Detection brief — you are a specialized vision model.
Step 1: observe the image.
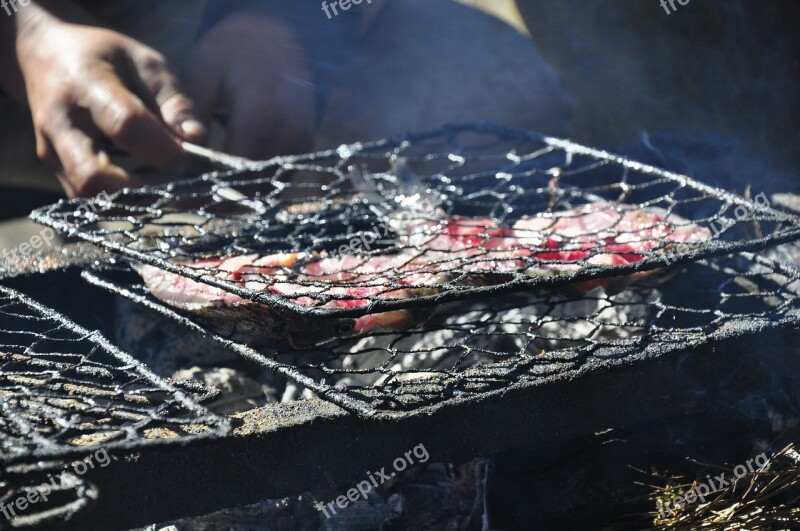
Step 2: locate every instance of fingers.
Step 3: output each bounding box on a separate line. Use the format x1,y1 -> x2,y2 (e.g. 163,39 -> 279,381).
31,71 -> 183,197
129,50 -> 207,142
84,70 -> 186,168
46,126 -> 138,198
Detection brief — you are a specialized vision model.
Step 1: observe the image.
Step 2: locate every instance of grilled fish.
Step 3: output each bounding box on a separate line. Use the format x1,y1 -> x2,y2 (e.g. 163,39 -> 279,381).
137,202 -> 710,348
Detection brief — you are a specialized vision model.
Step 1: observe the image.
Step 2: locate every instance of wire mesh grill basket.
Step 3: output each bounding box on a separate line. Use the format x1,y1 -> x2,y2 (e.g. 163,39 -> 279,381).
5,124 -> 799,528
83,252 -> 800,418
0,285 -> 229,467
30,125 -> 800,326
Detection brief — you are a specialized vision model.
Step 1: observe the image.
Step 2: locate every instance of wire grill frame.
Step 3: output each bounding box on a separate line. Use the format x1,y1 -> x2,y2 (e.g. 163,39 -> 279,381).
6,124 -> 800,528
29,124 -> 800,321
0,284 -> 230,467
1,462 -> 96,529
82,252 -> 800,419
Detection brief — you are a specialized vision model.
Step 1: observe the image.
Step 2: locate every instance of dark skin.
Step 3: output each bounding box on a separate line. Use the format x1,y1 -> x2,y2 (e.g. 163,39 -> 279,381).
0,1 -> 315,197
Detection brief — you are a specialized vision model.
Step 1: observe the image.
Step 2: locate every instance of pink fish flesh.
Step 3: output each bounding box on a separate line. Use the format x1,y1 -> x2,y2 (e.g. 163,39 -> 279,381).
137,201 -> 710,347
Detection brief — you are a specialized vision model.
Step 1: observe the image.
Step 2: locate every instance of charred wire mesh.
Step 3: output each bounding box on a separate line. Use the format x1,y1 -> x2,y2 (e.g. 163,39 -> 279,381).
0,464 -> 96,528
27,123 -> 800,416
83,253 -> 800,417
0,285 -> 229,467
30,124 -> 800,322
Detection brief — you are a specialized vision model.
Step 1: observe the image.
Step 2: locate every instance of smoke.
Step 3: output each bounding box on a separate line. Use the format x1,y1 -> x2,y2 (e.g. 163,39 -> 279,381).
616,131 -> 797,196
517,0 -> 800,174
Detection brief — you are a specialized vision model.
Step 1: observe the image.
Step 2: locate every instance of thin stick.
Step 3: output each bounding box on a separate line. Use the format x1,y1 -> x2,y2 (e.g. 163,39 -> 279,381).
180,141 -> 271,171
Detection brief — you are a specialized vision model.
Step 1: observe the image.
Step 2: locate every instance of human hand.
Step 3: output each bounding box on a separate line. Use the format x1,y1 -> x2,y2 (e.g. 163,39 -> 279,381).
186,10 -> 316,160
13,9 -> 205,196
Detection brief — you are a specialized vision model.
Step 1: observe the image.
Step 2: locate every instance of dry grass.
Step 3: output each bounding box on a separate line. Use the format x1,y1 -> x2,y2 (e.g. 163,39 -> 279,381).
633,444 -> 800,530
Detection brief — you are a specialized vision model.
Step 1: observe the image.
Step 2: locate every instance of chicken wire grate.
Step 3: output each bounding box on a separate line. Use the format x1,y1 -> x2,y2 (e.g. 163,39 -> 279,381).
30,124 -> 800,333
0,284 -> 230,467
83,252 -> 800,418
1,464 -> 95,529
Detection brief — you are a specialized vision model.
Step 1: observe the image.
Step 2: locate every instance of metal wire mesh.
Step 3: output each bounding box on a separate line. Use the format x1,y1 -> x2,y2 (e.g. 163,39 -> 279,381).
0,285 -> 230,467
83,252 -> 800,418
1,463 -> 95,528
30,125 -> 800,340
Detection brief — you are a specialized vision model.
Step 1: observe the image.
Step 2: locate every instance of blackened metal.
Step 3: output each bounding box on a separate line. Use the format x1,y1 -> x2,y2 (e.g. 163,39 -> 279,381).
0,284 -> 230,467
0,242 -> 111,281
1,464 -> 96,529
83,252 -> 800,419
52,324 -> 800,531
80,270 -> 380,417
30,124 -> 800,318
